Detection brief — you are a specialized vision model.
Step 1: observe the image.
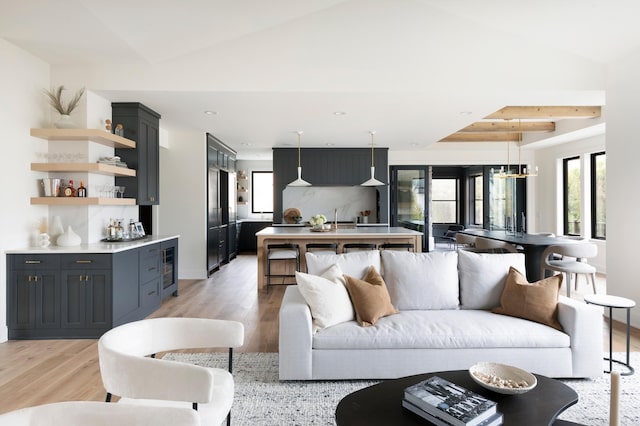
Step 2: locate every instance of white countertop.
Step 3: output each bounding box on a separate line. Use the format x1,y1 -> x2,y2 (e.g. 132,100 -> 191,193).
256,226 -> 422,236
6,235 -> 180,254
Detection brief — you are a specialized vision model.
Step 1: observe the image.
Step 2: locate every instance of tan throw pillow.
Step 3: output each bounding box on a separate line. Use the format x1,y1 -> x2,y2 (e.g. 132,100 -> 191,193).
344,266 -> 398,326
492,267 -> 563,330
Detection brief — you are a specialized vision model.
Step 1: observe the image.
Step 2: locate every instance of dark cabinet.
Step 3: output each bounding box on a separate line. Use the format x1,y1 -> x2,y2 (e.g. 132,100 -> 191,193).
8,255 -> 60,332
238,221 -> 272,252
272,148 -> 389,224
228,222 -> 237,259
113,102 -> 161,205
7,239 -> 179,339
207,133 -> 236,276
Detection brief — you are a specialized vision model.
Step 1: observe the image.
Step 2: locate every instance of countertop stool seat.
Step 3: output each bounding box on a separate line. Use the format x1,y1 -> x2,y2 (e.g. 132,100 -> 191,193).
584,293 -> 636,376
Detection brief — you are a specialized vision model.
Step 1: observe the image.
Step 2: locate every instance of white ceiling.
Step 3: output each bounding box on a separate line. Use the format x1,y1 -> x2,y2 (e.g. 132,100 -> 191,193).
2,0 -> 637,158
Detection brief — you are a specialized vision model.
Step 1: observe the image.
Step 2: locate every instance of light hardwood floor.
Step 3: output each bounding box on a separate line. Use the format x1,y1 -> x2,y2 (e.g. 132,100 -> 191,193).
0,254 -> 637,414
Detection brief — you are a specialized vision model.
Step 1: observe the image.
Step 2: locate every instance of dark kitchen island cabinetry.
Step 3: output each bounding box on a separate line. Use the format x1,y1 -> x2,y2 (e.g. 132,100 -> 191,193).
6,236 -> 179,339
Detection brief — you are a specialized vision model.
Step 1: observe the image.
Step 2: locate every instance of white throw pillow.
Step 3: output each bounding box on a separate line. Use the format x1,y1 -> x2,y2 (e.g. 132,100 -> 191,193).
458,249 -> 527,310
381,250 -> 459,310
305,250 -> 381,279
295,264 -> 355,332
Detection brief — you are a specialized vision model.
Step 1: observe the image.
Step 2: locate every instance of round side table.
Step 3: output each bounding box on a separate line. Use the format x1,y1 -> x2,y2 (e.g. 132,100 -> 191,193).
584,294 -> 635,376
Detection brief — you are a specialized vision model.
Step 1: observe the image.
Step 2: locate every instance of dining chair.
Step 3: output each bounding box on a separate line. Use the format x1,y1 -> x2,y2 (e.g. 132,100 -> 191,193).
455,233 -> 476,249
540,243 -> 598,297
98,317 -> 244,426
474,237 -> 518,253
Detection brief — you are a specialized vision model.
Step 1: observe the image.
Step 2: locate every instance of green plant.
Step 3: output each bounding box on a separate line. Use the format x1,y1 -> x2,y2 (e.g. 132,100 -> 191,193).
44,86 -> 85,115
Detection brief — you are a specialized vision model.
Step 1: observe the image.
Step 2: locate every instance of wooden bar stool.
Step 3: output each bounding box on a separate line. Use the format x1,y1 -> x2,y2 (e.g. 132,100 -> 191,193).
343,243 -> 377,253
378,243 -> 414,252
266,243 -> 300,291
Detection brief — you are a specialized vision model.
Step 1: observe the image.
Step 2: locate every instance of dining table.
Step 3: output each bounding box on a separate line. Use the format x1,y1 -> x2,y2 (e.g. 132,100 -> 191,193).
458,229 -> 577,282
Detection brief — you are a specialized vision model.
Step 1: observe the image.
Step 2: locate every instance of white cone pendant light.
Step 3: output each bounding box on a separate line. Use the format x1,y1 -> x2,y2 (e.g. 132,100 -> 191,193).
361,130 -> 385,186
287,131 -> 311,186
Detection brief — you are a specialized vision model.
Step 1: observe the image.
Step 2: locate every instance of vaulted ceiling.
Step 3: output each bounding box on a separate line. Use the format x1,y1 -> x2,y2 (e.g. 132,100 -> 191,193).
2,0 -> 636,157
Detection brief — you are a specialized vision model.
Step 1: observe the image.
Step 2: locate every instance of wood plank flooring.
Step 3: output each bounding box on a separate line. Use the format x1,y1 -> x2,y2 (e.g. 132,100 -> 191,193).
0,254 -> 637,414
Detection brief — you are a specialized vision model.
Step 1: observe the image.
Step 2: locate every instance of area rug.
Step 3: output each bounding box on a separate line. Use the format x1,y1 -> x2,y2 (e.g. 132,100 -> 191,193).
163,352 -> 640,426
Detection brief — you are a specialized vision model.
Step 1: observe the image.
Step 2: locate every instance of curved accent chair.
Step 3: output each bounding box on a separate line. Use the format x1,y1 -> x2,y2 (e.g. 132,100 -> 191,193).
98,317 -> 244,426
0,401 -> 200,426
474,236 -> 518,253
541,243 -> 598,297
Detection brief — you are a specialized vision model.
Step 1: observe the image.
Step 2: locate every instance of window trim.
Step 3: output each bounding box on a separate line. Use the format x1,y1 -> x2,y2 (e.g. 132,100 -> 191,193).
563,156 -> 581,236
590,151 -> 606,240
251,171 -> 274,214
431,177 -> 459,224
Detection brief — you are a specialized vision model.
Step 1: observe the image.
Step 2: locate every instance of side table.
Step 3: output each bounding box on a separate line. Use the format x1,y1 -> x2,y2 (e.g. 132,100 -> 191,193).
584,294 -> 635,376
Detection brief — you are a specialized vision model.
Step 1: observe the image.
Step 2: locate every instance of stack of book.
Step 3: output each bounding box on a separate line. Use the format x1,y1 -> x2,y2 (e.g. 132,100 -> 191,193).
403,376 -> 503,426
98,156 -> 128,168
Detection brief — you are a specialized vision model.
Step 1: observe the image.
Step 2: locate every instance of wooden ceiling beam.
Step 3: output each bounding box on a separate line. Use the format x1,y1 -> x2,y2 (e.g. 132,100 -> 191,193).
485,106 -> 601,119
459,121 -> 555,132
439,132 -> 520,142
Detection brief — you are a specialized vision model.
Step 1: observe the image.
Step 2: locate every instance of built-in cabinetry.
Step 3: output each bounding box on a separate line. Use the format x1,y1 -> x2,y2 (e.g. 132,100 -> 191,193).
206,133 -> 237,275
29,128 -> 137,206
272,147 -> 389,224
238,221 -> 272,252
7,237 -> 178,339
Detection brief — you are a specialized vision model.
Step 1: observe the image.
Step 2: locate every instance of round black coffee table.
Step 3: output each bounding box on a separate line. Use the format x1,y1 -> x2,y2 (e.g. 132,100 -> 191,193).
335,370 -> 582,426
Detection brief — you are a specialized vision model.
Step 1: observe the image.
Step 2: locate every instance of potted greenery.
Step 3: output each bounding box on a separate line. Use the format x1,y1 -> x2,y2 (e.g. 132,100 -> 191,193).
44,86 -> 85,128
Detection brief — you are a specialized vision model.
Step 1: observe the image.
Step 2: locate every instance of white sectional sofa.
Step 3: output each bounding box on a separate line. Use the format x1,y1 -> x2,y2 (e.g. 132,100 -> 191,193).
278,249 -> 603,380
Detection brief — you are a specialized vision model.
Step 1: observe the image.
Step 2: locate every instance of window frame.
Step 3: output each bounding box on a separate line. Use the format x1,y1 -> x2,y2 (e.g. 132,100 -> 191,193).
470,174 -> 483,226
431,177 -> 459,224
590,151 -> 606,240
563,156 -> 581,236
251,171 -> 274,214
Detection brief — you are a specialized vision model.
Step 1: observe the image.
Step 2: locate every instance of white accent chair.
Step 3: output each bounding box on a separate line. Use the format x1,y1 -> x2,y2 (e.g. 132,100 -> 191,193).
98,317 -> 244,426
0,401 -> 200,426
541,243 -> 598,297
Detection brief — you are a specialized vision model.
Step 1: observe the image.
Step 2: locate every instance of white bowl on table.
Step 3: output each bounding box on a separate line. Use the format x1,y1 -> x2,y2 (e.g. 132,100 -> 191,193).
469,362 -> 537,395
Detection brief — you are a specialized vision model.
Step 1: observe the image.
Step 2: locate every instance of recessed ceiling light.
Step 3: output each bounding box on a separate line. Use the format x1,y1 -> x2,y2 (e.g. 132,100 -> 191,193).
325,143 -> 335,146
241,142 -> 252,146
410,143 -> 420,147
333,111 -> 346,116
459,111 -> 472,116
204,110 -> 217,115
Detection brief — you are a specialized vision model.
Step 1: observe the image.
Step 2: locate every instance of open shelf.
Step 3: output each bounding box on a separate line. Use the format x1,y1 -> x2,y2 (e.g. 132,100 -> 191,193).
30,197 -> 136,206
30,128 -> 136,149
31,163 -> 136,177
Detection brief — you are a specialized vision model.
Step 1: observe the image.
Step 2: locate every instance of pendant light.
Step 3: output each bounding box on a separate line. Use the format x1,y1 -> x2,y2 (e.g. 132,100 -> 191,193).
491,119 -> 538,179
361,130 -> 385,186
287,131 -> 311,186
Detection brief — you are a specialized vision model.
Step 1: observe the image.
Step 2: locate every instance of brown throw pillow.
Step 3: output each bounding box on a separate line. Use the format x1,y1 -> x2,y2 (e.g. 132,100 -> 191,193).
492,266 -> 563,330
344,266 -> 398,326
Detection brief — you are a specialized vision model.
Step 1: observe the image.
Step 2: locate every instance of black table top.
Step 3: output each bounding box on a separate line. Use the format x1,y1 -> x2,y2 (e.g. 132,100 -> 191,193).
335,370 -> 580,426
459,229 -> 577,248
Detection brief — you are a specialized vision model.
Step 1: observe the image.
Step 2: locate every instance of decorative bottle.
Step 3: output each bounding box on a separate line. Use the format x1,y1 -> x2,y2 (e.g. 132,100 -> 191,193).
77,181 -> 87,197
63,179 -> 77,197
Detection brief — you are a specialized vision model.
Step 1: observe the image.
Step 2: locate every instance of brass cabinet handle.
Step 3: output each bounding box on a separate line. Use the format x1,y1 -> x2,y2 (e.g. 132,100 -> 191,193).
147,291 -> 156,296
75,260 -> 93,264
24,260 -> 41,264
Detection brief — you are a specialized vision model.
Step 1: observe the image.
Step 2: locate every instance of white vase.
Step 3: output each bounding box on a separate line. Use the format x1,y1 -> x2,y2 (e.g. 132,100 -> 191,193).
49,215 -> 64,240
56,225 -> 81,246
54,114 -> 77,129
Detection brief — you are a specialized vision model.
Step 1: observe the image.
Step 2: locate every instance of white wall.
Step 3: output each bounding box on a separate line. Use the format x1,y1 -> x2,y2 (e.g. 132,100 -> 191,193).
606,47 -> 640,326
158,128 -> 207,279
0,39 -> 51,341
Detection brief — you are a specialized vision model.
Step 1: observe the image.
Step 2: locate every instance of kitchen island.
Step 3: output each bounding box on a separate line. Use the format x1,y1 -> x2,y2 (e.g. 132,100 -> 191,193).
255,226 -> 422,290
6,235 -> 179,339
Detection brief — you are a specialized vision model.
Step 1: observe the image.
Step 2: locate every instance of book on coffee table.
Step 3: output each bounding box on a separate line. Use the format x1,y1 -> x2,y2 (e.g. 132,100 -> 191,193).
404,376 -> 498,426
402,399 -> 503,426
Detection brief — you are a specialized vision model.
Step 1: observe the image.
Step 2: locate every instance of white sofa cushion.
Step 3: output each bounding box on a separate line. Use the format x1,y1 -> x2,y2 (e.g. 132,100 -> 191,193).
312,310 -> 569,350
295,264 -> 354,332
458,250 -> 526,310
306,250 -> 381,279
381,250 -> 459,310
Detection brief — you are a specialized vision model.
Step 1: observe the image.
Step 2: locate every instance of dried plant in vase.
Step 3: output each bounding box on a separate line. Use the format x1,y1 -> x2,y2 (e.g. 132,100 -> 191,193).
44,85 -> 85,128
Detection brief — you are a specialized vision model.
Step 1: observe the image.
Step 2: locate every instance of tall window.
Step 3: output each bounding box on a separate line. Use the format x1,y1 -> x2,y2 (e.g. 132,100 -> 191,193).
252,171 -> 273,214
591,152 -> 606,239
563,157 -> 581,236
432,178 -> 457,223
471,175 -> 483,226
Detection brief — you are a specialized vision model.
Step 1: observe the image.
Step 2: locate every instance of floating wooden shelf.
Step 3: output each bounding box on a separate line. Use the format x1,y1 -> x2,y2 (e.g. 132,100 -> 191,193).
30,163 -> 136,177
30,128 -> 136,149
30,197 -> 136,206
